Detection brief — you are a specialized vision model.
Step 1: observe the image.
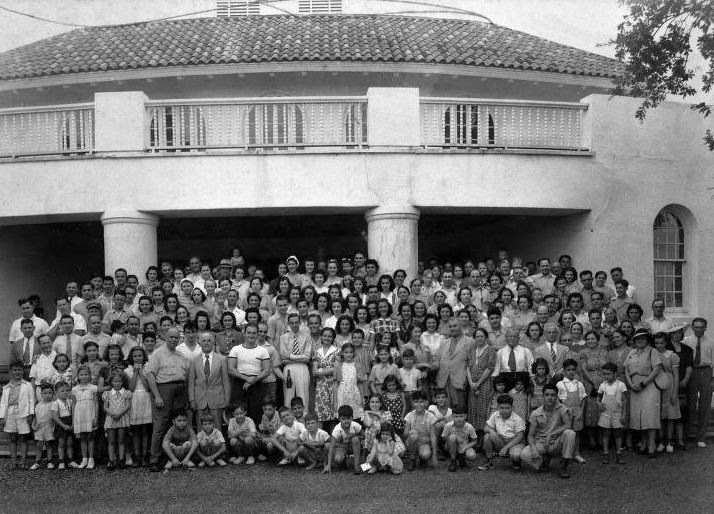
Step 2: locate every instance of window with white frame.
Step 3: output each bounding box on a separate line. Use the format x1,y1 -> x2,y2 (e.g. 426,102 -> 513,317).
653,210 -> 685,308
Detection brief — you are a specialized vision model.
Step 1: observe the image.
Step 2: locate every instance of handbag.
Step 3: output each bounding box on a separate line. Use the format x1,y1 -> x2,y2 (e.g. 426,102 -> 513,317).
651,348 -> 670,391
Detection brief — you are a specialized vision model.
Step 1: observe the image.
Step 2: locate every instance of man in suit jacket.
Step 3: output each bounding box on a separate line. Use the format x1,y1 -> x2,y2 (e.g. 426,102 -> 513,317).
189,331 -> 231,429
12,319 -> 42,378
434,319 -> 474,412
533,323 -> 572,376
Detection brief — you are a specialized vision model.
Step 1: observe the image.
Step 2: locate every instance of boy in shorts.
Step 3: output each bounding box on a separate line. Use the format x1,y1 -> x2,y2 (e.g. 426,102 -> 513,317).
162,410 -> 198,469
272,406 -> 306,466
298,412 -> 329,470
323,405 -> 362,474
441,406 -> 479,471
479,394 -> 526,471
404,391 -> 439,470
196,414 -> 227,467
0,361 -> 35,469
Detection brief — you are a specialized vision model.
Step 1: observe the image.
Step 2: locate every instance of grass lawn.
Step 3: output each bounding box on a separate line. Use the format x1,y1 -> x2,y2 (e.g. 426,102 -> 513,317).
2,447 -> 712,513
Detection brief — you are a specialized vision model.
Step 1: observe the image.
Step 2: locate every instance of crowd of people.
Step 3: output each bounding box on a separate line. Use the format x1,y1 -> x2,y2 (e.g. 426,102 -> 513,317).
1,249 -> 711,479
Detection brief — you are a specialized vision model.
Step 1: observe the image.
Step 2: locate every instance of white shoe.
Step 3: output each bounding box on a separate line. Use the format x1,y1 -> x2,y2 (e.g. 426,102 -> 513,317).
68,461 -> 80,469
78,459 -> 88,469
257,454 -> 267,461
58,462 -> 66,470
86,459 -> 95,470
125,455 -> 134,467
246,456 -> 255,465
697,441 -> 707,448
198,461 -> 206,468
656,443 -> 665,453
277,458 -> 291,466
574,455 -> 586,464
216,459 -> 227,467
46,462 -> 55,470
29,463 -> 40,471
234,456 -> 245,466
665,444 -> 674,453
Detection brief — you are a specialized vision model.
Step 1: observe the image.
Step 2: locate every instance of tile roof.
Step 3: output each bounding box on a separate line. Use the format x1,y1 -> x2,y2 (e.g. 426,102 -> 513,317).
0,15 -> 624,81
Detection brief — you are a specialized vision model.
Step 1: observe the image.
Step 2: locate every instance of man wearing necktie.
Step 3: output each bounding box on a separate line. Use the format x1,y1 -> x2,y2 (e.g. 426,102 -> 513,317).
279,313 -> 312,411
684,318 -> 712,447
11,319 -> 41,379
493,329 -> 534,391
434,319 -> 474,411
188,331 -> 230,431
534,323 -> 572,376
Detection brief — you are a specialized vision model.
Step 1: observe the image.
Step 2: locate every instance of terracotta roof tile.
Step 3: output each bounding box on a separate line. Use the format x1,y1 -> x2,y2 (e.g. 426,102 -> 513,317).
0,14 -> 623,81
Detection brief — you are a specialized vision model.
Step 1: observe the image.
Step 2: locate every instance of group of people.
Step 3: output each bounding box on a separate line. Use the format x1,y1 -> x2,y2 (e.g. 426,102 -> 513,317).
1,250 -> 711,479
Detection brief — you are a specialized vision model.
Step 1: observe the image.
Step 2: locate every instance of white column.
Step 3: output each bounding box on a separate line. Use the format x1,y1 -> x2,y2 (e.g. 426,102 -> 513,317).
365,205 -> 420,281
100,210 -> 158,277
94,91 -> 149,152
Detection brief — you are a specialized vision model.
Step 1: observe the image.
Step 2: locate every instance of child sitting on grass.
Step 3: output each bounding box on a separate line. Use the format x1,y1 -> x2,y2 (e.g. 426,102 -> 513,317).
273,406 -> 307,467
162,410 -> 198,470
365,422 -> 403,474
257,398 -> 281,461
196,414 -> 227,468
227,403 -> 257,465
323,405 -> 362,474
298,412 -> 330,470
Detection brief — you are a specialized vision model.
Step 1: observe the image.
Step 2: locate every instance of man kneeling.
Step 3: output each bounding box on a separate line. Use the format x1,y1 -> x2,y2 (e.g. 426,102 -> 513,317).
520,382 -> 576,478
478,394 -> 525,471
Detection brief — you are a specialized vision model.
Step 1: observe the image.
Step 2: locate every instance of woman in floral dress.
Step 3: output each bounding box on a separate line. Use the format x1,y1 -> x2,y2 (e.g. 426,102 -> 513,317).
312,327 -> 338,424
580,330 -> 609,448
466,328 -> 496,434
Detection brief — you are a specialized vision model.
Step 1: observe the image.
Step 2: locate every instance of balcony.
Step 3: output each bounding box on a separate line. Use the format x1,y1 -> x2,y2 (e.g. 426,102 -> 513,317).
0,89 -> 591,158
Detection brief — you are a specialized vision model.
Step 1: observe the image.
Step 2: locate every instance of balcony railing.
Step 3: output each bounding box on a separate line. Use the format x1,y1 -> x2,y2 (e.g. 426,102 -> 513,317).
421,98 -> 588,151
146,97 -> 368,151
0,103 -> 94,157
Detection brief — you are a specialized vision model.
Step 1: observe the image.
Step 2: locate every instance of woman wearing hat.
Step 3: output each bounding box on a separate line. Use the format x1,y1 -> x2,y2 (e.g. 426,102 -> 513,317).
285,256 -> 303,288
666,321 -> 693,450
624,329 -> 663,456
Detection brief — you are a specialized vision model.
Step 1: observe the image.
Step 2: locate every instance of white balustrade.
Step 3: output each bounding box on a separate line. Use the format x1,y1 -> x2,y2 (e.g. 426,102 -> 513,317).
146,97 -> 368,151
421,98 -> 588,151
0,103 -> 94,157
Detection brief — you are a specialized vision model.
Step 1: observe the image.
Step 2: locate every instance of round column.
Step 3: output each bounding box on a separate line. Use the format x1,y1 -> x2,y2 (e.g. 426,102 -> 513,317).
365,205 -> 420,281
100,210 -> 159,277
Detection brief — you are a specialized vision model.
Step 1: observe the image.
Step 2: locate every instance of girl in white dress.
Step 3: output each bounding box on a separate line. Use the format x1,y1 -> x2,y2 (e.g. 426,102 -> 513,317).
71,365 -> 98,469
125,346 -> 153,467
335,343 -> 365,419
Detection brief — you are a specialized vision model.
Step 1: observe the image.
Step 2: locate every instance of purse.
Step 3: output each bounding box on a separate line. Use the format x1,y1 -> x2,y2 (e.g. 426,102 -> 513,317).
651,348 -> 670,391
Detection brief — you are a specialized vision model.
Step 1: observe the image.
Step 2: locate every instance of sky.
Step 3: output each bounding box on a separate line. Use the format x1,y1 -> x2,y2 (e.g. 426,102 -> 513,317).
0,0 -> 708,102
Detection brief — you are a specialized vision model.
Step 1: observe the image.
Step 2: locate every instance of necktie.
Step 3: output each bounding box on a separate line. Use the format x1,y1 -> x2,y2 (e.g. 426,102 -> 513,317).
293,333 -> 300,355
695,337 -> 701,366
449,337 -> 458,357
508,347 -> 517,372
204,355 -> 211,381
23,339 -> 30,364
67,334 -> 72,355
550,343 -> 557,364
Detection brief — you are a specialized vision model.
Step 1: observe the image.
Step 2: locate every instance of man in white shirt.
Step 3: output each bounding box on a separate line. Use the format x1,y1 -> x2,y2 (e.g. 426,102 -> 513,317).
609,267 -> 637,303
73,283 -> 98,324
684,317 -> 713,447
530,258 -> 556,295
48,297 -> 87,339
645,299 -> 671,334
80,313 -> 113,358
51,315 -> 84,368
493,329 -> 534,390
436,271 -> 459,307
8,298 -> 49,343
223,290 -> 246,327
279,313 -> 312,411
186,256 -> 203,285
65,281 -> 82,311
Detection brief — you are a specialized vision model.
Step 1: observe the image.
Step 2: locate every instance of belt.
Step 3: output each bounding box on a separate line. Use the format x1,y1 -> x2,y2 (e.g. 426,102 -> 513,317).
694,365 -> 712,370
158,380 -> 186,385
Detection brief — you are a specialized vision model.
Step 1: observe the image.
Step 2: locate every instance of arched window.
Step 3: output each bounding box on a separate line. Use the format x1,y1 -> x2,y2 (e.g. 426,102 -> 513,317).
149,106 -> 207,151
344,103 -> 367,146
443,105 -> 494,147
248,104 -> 304,149
653,210 -> 685,308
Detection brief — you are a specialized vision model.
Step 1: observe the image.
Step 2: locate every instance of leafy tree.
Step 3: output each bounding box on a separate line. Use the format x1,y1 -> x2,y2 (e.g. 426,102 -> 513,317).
611,0 -> 714,149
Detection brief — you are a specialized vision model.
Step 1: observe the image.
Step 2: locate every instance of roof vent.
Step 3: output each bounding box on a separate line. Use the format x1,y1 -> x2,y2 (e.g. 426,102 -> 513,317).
298,0 -> 343,14
217,0 -> 260,16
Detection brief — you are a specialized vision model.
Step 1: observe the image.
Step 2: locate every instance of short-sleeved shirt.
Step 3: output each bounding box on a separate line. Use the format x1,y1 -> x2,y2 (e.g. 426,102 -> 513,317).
597,380 -> 628,403
197,428 -> 225,450
404,410 -> 437,441
163,425 -> 196,446
557,377 -> 587,402
485,411 -> 526,440
301,428 -> 329,445
275,421 -> 306,442
399,367 -> 421,392
51,398 -> 72,418
331,421 -> 362,443
8,315 -> 50,342
145,346 -> 189,384
441,421 -> 478,445
528,404 -> 569,441
227,417 -> 256,438
229,344 -> 270,376
428,405 -> 453,423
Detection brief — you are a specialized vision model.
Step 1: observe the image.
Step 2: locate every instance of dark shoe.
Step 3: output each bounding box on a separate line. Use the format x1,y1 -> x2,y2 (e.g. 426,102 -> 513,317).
601,453 -> 610,464
538,457 -> 551,473
143,455 -> 152,467
457,455 -> 467,468
511,463 -> 522,471
647,452 -> 658,459
106,460 -> 116,471
448,460 -> 457,472
117,459 -> 126,470
406,458 -> 416,472
149,462 -> 162,472
559,460 -> 571,479
615,453 -> 625,465
477,460 -> 494,471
